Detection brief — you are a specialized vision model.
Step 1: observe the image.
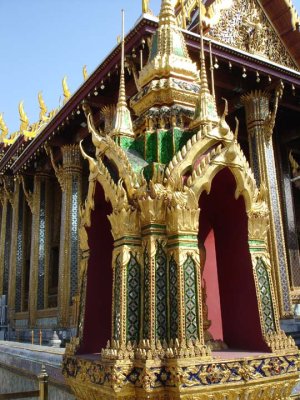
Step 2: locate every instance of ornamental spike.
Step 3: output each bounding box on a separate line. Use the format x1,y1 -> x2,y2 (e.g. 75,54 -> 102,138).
38,91 -> 48,121
111,9 -> 134,139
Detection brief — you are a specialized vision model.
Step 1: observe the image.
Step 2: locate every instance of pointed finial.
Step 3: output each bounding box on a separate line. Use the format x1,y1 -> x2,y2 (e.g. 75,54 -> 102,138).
199,0 -> 209,92
142,0 -> 150,13
83,65 -> 88,81
19,101 -> 29,131
0,113 -> 9,141
62,76 -> 71,104
189,0 -> 219,128
38,92 -> 48,121
111,9 -> 134,139
159,0 -> 177,26
132,0 -> 199,115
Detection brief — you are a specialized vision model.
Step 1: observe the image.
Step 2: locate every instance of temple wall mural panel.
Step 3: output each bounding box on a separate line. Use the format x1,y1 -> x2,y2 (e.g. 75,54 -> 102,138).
0,0 -> 300,399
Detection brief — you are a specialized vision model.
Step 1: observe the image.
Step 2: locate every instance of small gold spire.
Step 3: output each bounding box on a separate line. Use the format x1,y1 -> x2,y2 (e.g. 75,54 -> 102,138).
62,76 -> 71,104
142,0 -> 150,13
19,101 -> 29,132
83,65 -> 88,81
111,9 -> 134,139
38,91 -> 48,121
190,0 -> 219,128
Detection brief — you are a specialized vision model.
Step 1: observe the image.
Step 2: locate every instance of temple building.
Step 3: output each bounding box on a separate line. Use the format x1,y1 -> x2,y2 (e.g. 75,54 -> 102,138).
1,0 -> 300,398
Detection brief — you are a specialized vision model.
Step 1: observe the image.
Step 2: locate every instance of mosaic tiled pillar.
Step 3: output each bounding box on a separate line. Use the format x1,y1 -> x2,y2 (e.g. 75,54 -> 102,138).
109,208 -> 142,344
0,179 -> 14,299
139,198 -> 168,343
166,204 -> 205,345
242,91 -> 292,317
28,172 -> 51,327
279,146 -> 300,291
7,180 -> 23,322
57,145 -> 82,328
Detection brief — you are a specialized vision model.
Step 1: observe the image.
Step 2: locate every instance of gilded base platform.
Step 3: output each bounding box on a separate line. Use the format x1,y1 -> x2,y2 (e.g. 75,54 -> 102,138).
63,350 -> 300,400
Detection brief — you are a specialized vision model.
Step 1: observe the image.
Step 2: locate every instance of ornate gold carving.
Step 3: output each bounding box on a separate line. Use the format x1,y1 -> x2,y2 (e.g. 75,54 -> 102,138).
247,184 -> 269,241
82,65 -> 88,81
0,113 -> 9,142
108,206 -> 140,240
101,105 -> 116,134
45,145 -> 65,191
208,0 -> 297,70
19,101 -> 29,132
38,92 -> 48,122
241,86 -> 283,143
176,0 -> 233,29
20,175 -> 34,213
289,151 -> 300,190
242,88 -> 292,317
266,330 -> 297,353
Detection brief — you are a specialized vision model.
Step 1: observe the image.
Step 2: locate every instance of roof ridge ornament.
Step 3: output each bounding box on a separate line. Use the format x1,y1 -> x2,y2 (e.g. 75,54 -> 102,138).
19,101 -> 29,132
111,9 -> 134,139
62,76 -> 71,104
38,91 -> 48,122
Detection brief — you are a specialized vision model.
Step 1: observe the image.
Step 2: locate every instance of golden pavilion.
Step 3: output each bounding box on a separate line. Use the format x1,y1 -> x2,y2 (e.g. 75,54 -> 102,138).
0,0 -> 300,399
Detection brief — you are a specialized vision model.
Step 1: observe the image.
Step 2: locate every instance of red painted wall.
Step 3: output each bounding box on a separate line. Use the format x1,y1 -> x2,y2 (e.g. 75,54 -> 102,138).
199,169 -> 269,352
78,182 -> 113,354
203,230 -> 223,340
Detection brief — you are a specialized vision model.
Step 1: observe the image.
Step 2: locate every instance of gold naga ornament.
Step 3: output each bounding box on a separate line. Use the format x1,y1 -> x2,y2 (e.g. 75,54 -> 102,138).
62,76 -> 71,104
0,113 -> 9,144
82,65 -> 88,81
19,101 -> 38,141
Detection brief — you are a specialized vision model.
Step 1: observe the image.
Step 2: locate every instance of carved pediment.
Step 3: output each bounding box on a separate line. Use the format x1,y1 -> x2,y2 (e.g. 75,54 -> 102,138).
208,0 -> 298,70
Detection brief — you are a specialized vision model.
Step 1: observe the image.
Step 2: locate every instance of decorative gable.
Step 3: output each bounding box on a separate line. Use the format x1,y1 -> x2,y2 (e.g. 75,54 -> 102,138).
208,0 -> 298,70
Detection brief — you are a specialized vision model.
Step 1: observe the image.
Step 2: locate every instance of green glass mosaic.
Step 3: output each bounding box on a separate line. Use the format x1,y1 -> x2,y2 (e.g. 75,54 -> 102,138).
149,34 -> 158,61
256,258 -> 275,334
145,131 -> 157,163
127,254 -> 140,342
183,256 -> 199,340
169,256 -> 178,339
172,31 -> 185,57
143,248 -> 150,338
155,241 -> 167,340
159,130 -> 173,164
119,136 -> 135,150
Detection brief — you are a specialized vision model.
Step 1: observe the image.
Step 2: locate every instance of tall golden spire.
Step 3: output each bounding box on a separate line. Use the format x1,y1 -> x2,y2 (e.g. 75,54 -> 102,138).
138,0 -> 198,88
111,9 -> 134,138
190,0 -> 219,128
131,0 -> 199,116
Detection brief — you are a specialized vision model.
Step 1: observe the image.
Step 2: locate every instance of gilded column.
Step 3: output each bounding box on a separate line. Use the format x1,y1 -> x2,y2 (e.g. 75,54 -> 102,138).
281,148 -> 300,291
7,179 -> 22,322
108,206 -> 141,345
0,177 -> 14,298
242,89 -> 292,317
166,191 -> 207,352
56,145 -> 82,328
28,172 -> 51,327
139,196 -> 168,345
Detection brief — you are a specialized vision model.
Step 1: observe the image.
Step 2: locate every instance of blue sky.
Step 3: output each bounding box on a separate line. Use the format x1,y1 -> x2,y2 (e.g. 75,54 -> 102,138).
0,0 -> 299,134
